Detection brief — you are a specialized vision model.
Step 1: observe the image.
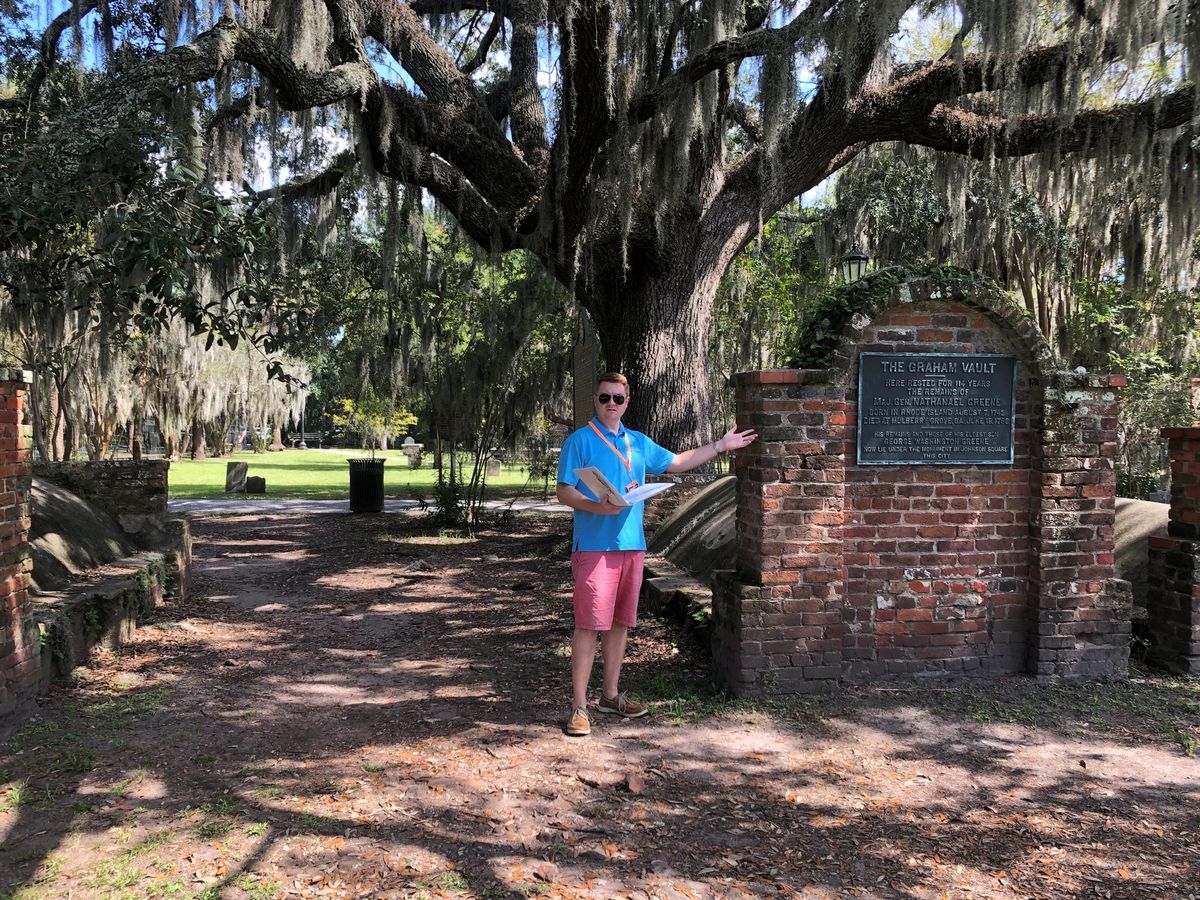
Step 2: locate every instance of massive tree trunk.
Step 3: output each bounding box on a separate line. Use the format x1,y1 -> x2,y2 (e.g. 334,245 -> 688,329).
588,261 -> 724,452
583,189 -> 757,449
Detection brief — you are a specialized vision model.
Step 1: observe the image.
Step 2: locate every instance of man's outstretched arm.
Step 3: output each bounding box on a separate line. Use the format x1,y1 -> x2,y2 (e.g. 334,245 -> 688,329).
665,426 -> 757,474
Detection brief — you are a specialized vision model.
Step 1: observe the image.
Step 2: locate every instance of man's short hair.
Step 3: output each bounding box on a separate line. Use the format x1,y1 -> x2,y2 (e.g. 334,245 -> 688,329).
595,372 -> 629,390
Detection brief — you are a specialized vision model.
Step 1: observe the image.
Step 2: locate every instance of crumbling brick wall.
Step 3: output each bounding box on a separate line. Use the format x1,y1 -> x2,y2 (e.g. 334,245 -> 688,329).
712,274 -> 1131,696
1145,427 -> 1200,674
0,370 -> 35,724
34,460 -> 169,515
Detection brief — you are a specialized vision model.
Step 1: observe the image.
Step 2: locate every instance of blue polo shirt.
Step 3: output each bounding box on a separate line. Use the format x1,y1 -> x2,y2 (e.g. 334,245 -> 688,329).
557,417 -> 676,551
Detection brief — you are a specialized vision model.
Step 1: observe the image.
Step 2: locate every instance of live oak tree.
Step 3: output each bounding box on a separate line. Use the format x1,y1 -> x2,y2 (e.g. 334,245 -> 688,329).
2,0 -> 1195,448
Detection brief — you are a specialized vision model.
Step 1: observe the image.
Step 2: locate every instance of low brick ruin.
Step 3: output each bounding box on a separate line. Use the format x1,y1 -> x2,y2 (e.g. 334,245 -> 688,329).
0,374 -> 188,734
1146,427 -> 1200,673
0,369 -> 35,722
34,459 -> 169,515
713,272 -> 1132,695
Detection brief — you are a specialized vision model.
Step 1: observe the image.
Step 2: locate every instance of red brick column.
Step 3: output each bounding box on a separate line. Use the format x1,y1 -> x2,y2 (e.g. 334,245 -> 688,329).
1145,427 -> 1200,673
0,370 -> 36,726
711,370 -> 846,696
1030,373 -> 1131,679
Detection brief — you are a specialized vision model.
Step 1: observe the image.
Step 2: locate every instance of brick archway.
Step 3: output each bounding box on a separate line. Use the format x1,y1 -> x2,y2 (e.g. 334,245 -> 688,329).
712,270 -> 1131,696
821,271 -> 1058,385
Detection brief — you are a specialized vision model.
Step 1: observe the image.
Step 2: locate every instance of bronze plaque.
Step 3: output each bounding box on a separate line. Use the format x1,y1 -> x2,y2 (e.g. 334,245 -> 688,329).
857,352 -> 1016,465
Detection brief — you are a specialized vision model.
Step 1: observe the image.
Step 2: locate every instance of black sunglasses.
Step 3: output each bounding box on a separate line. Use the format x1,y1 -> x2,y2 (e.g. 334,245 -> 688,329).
597,393 -> 626,405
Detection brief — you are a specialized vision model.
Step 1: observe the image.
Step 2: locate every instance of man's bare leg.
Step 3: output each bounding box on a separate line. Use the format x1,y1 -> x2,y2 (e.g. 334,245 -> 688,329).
571,629 -> 598,709
600,624 -> 629,700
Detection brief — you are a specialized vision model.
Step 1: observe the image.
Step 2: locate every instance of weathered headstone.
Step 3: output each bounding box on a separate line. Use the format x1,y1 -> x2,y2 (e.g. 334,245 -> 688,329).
713,271 -> 1130,696
486,457 -> 502,478
402,439 -> 423,468
245,476 -> 266,494
225,462 -> 248,493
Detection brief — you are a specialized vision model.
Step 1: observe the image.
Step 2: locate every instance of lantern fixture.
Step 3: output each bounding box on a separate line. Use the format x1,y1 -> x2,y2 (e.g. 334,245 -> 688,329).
841,248 -> 870,284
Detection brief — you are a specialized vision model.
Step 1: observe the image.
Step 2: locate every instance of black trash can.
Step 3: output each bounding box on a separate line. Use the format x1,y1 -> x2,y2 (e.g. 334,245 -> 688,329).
348,458 -> 386,512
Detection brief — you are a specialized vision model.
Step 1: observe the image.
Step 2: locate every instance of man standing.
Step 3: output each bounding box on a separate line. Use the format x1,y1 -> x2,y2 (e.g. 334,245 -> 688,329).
555,373 -> 757,736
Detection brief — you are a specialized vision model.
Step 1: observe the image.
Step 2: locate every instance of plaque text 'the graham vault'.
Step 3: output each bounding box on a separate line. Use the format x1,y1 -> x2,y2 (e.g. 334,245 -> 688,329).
857,352 -> 1017,465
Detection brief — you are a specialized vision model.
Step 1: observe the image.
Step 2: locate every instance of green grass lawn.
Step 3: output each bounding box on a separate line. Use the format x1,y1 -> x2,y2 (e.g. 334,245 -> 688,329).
167,449 -> 557,500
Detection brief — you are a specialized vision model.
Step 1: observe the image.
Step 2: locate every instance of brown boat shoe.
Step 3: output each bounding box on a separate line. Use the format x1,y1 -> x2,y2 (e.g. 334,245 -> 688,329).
597,691 -> 647,718
565,706 -> 591,736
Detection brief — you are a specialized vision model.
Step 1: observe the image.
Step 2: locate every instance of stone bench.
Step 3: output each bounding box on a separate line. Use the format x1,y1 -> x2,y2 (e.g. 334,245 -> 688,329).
286,432 -> 324,448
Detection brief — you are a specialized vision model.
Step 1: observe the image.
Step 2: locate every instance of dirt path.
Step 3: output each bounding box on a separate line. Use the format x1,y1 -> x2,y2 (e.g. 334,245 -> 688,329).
2,512 -> 1198,899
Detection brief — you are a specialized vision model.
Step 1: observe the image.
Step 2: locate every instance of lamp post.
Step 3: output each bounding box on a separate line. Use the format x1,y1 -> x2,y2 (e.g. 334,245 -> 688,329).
299,398 -> 308,450
841,248 -> 870,284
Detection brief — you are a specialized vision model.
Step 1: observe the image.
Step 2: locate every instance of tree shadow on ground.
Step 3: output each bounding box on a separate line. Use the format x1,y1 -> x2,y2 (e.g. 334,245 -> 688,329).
2,512 -> 1197,898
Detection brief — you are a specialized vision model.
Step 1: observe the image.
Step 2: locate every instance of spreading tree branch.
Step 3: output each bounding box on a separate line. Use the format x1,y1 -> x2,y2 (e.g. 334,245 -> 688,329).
628,0 -> 838,125
204,86 -> 263,134
251,149 -> 358,203
895,86 -> 1195,159
769,32 -> 1122,213
361,84 -> 521,251
728,99 -> 764,144
546,2 -> 617,247
1,0 -> 101,111
356,0 -> 537,212
461,13 -> 502,73
508,12 -> 550,171
886,36 -> 1120,107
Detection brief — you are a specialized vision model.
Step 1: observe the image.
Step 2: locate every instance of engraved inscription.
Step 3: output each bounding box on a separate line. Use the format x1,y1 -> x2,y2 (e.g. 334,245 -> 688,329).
857,352 -> 1016,465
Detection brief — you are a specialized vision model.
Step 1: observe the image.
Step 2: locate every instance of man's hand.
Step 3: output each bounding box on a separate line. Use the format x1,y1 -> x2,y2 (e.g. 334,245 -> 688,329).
715,425 -> 757,453
557,482 -> 623,515
594,496 -> 622,515
667,425 -> 759,473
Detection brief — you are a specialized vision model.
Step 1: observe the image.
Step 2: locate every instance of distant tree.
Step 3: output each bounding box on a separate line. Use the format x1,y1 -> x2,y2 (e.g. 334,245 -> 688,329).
330,389 -> 417,453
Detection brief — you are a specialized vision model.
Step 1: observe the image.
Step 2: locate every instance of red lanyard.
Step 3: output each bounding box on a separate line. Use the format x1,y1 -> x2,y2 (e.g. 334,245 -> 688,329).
589,420 -> 633,474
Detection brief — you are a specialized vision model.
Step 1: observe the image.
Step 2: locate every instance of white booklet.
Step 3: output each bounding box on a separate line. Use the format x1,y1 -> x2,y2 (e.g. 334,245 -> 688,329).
574,466 -> 674,508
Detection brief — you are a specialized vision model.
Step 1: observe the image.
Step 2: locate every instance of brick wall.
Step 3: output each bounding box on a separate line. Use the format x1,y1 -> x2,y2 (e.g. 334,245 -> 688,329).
713,275 -> 1130,695
1030,372 -> 1130,678
33,460 -> 169,515
0,370 -> 36,723
1145,427 -> 1200,673
712,369 -> 849,695
843,305 -> 1033,676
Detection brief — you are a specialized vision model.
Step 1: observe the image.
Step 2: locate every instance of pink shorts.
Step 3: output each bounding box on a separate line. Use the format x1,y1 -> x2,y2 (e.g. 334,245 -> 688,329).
571,550 -> 645,631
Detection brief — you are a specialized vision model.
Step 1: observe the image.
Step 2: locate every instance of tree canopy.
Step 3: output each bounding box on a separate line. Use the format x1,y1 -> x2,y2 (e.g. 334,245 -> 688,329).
1,0 -> 1195,447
